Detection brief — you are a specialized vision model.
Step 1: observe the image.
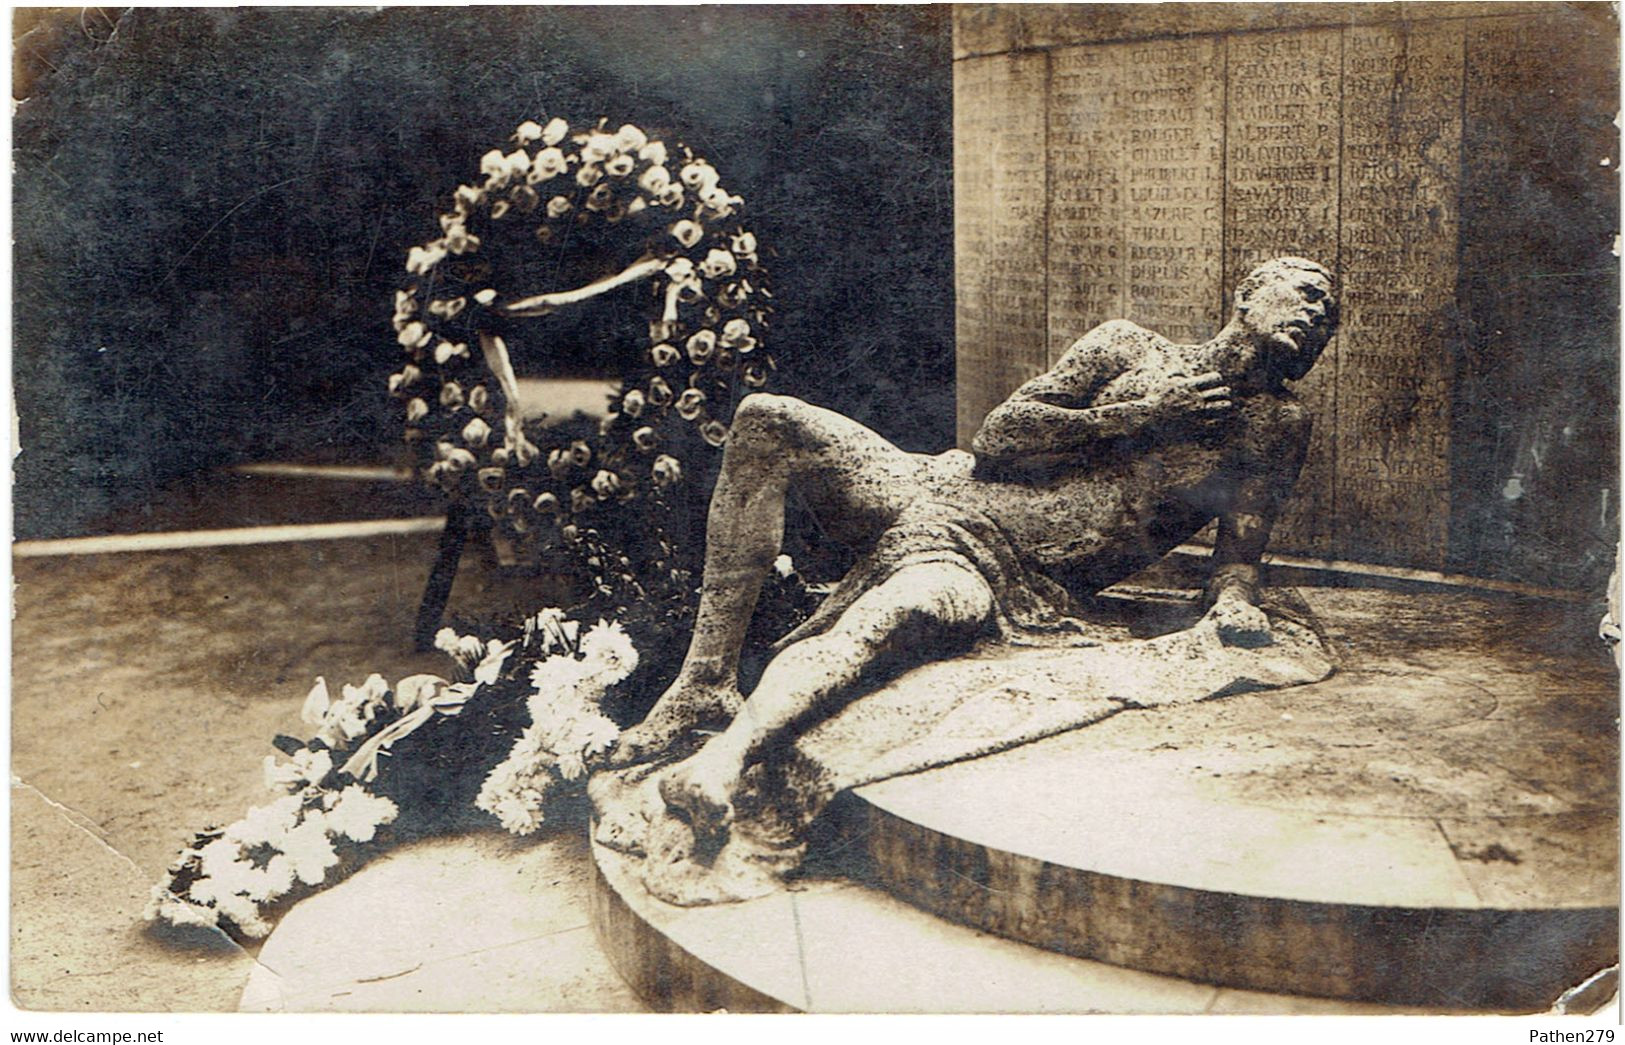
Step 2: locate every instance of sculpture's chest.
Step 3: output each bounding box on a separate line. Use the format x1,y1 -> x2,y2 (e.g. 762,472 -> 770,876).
1091,344 -> 1182,406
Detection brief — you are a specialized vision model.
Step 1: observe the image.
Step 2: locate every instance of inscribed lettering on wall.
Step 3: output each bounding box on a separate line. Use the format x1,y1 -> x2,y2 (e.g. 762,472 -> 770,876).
1336,22 -> 1461,568
1225,29 -> 1342,555
1047,38 -> 1223,363
955,52 -> 1049,449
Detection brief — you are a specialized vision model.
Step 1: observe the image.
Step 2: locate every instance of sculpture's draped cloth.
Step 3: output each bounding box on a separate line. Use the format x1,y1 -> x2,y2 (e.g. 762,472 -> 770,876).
592,530 -> 1337,906
773,499 -> 1108,652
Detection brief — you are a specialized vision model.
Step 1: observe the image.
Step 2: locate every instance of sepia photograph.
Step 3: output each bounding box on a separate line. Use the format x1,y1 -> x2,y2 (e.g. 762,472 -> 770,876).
9,2 -> 1620,1022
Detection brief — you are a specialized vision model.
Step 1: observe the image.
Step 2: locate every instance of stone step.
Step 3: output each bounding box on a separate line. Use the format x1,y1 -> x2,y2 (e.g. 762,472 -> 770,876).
844,596 -> 1620,1011
590,837 -> 1473,1014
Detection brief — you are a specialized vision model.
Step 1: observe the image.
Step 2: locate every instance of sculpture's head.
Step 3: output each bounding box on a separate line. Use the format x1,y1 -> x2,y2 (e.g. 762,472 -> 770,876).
1232,257 -> 1337,383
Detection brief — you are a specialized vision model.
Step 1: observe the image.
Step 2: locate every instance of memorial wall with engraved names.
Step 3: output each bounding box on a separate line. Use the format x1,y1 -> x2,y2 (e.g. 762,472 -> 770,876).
952,4 -> 1617,586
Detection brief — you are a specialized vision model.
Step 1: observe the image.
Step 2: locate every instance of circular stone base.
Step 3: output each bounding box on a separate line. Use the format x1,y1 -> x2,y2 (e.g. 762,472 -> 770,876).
589,838 -> 1469,1014
849,588 -> 1619,1010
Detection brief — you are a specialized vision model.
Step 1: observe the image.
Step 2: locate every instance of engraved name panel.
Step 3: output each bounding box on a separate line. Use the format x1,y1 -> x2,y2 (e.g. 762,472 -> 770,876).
1225,28 -> 1342,555
1337,21 -> 1463,568
1047,38 -> 1223,363
955,53 -> 1051,448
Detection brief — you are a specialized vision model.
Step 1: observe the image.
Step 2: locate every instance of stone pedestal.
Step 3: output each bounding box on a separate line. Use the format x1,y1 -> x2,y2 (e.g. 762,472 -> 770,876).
590,587 -> 1618,1012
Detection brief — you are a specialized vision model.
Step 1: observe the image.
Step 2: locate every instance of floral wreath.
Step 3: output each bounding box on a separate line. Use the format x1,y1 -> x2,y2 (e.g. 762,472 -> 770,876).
388,117 -> 774,553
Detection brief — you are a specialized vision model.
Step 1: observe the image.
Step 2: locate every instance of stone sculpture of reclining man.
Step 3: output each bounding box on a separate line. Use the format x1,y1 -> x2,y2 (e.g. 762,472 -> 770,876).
607,256 -> 1339,848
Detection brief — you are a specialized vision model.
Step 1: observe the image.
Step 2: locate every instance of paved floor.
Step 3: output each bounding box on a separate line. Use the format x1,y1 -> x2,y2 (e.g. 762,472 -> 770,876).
10,510 -> 630,1011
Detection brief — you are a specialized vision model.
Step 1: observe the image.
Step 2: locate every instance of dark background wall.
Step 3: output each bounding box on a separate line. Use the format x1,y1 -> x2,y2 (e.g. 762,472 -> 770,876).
14,6 -> 955,539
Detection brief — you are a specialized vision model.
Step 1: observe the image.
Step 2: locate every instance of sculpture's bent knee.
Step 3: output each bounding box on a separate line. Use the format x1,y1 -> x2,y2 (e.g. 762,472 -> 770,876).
731,392 -> 807,437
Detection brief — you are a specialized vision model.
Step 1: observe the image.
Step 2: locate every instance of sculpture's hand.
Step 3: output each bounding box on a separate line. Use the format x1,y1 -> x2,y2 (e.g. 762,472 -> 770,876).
1149,371 -> 1233,430
1203,594 -> 1273,648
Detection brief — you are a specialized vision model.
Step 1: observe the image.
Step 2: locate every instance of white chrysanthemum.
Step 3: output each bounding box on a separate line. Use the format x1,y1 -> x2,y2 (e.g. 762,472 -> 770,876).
197,837 -> 244,880
324,786 -> 399,844
530,653 -> 591,696
211,889 -> 273,939
144,884 -> 220,930
579,620 -> 639,685
281,812 -> 340,887
224,795 -> 303,848
242,855 -> 297,904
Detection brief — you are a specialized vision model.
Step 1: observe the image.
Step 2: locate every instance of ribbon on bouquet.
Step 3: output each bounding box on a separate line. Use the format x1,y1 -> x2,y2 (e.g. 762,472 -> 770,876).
339,677 -> 477,783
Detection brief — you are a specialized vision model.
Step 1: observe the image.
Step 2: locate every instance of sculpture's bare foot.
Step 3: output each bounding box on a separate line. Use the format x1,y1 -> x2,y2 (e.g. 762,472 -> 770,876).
608,683 -> 742,767
1205,598 -> 1274,648
656,756 -> 737,849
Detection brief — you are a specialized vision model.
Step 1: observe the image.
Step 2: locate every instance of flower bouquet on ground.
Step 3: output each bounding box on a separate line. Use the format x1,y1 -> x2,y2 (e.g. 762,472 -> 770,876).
147,562 -> 819,944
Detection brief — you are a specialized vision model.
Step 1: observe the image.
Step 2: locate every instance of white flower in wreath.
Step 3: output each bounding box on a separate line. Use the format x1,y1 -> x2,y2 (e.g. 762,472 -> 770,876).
396,320 -> 431,350
435,627 -> 490,674
699,248 -> 736,280
528,147 -> 568,184
592,469 -> 623,499
632,426 -> 657,451
652,454 -> 682,488
480,149 -> 513,189
657,183 -> 685,208
392,674 -> 450,714
680,160 -> 720,193
542,117 -> 569,146
580,131 -> 620,164
427,297 -> 466,320
613,124 -> 648,154
670,219 -> 704,248
685,330 -> 716,365
462,416 -> 492,449
454,184 -> 485,212
648,376 -> 674,407
730,230 -> 758,258
576,163 -> 603,188
547,196 -> 572,219
638,165 -> 670,195
720,317 -> 757,353
405,242 -> 448,275
700,419 -> 729,447
570,486 -> 594,514
388,366 -> 422,397
435,341 -> 469,365
514,120 -> 544,146
605,154 -> 635,178
444,224 -> 479,256
699,186 -> 742,218
393,289 -> 416,324
638,140 -> 668,167
650,343 -> 680,367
